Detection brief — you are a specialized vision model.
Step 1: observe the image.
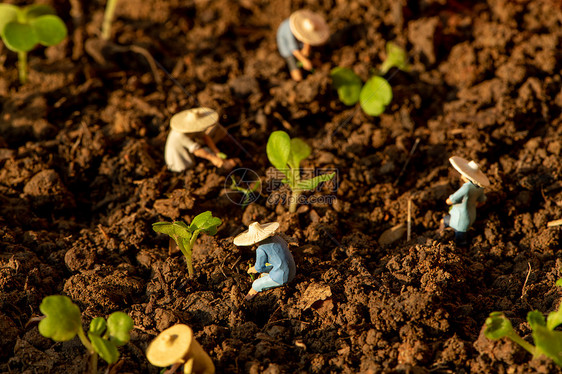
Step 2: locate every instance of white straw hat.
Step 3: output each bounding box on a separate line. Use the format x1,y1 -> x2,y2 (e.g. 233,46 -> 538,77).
170,107 -> 218,134
449,156 -> 490,187
234,222 -> 280,246
289,10 -> 329,46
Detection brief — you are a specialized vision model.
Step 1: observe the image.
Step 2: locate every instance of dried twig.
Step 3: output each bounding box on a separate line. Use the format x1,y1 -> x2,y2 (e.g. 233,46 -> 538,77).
521,262 -> 532,298
407,198 -> 412,241
547,219 -> 562,227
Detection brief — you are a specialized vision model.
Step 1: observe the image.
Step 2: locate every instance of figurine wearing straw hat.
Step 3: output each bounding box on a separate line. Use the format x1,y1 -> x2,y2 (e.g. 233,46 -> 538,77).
440,156 -> 490,246
276,10 -> 330,81
234,222 -> 296,300
165,107 -> 237,172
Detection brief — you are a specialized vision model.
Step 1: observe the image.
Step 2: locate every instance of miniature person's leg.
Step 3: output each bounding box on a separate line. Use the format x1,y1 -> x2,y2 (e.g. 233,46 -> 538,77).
252,274 -> 282,293
285,56 -> 302,81
455,231 -> 468,246
246,275 -> 281,301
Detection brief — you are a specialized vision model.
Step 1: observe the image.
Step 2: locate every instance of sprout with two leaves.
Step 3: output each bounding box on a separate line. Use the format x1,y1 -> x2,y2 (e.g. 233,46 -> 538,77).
267,131 -> 335,213
0,4 -> 67,83
153,211 -> 222,278
484,279 -> 562,366
38,295 -> 133,373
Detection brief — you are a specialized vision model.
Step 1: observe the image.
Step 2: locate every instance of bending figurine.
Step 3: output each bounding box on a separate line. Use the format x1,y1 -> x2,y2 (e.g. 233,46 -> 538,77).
276,10 -> 329,81
165,107 -> 237,172
234,222 -> 296,300
440,156 -> 490,246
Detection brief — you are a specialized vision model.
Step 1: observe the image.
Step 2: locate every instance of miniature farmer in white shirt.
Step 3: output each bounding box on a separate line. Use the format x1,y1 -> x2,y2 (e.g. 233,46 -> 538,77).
276,10 -> 329,81
440,156 -> 490,246
234,222 -> 296,301
165,107 -> 236,172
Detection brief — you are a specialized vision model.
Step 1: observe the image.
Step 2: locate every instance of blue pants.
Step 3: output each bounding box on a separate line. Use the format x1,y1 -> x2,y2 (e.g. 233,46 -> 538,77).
252,274 -> 282,292
443,215 -> 468,246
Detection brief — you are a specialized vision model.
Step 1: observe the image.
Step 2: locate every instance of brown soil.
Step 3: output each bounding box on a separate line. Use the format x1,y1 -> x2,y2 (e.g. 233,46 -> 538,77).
1,0 -> 562,373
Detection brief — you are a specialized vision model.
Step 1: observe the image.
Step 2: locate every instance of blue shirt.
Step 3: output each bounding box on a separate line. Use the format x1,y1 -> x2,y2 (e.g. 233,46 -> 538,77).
448,182 -> 487,232
276,19 -> 302,58
254,235 -> 296,284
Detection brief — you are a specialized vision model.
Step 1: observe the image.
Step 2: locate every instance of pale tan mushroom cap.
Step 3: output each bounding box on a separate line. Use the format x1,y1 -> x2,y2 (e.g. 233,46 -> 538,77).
146,324 -> 194,367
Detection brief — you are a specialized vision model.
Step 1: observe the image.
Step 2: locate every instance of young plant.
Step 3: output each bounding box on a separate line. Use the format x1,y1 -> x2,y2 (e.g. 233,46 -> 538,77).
0,4 -> 67,83
230,175 -> 261,207
379,42 -> 409,74
101,0 -> 119,40
330,67 -> 392,116
267,131 -> 335,213
38,295 -> 134,374
485,280 -> 562,366
330,42 -> 408,116
153,211 -> 222,277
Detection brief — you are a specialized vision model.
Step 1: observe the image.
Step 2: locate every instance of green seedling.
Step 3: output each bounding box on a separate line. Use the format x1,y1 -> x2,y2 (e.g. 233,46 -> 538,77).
379,42 -> 409,74
330,67 -> 392,116
0,4 -> 67,84
230,176 -> 261,207
267,131 -> 335,213
153,211 -> 222,277
38,295 -> 133,374
101,0 -> 119,40
484,281 -> 562,366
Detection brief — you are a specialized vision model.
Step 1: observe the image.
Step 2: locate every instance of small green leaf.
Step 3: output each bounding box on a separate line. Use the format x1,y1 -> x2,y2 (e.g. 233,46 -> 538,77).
528,310 -> 546,329
38,295 -> 82,342
0,4 -> 20,32
89,333 -> 120,364
556,278 -> 562,287
547,309 -> 562,331
153,221 -> 191,240
31,15 -> 67,46
2,21 -> 38,52
380,42 -> 409,74
288,138 -> 311,170
330,67 -> 362,105
484,312 -> 514,340
189,211 -> 222,234
267,131 -> 291,173
359,76 -> 393,116
294,172 -> 335,192
89,317 -> 107,336
23,4 -> 55,20
107,312 -> 134,347
531,323 -> 562,366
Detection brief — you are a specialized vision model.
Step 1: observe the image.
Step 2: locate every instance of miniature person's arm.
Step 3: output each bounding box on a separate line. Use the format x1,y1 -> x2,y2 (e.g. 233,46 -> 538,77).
202,133 -> 221,156
447,183 -> 469,205
193,148 -> 224,167
301,43 -> 311,57
292,49 -> 313,70
254,247 -> 273,273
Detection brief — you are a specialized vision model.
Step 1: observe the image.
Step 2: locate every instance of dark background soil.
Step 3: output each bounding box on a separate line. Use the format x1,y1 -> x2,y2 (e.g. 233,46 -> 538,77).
1,0 -> 562,373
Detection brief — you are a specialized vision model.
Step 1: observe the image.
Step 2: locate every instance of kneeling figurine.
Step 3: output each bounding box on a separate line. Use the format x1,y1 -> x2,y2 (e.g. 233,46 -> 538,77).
234,222 -> 296,300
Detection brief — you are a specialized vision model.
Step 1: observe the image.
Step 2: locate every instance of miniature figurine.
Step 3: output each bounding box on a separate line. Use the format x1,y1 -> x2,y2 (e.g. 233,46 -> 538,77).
146,324 -> 215,374
234,221 -> 296,300
165,107 -> 237,172
440,156 -> 490,246
276,9 -> 329,81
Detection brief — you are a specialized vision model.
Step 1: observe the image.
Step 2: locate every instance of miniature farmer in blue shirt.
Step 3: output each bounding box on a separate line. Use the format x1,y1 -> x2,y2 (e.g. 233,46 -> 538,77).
440,156 -> 490,246
234,222 -> 296,300
276,9 -> 329,81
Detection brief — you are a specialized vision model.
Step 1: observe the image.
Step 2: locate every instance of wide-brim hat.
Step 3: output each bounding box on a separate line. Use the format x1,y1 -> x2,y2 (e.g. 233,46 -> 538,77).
170,107 -> 218,134
449,156 -> 490,187
289,10 -> 329,46
146,324 -> 193,367
234,222 -> 279,246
